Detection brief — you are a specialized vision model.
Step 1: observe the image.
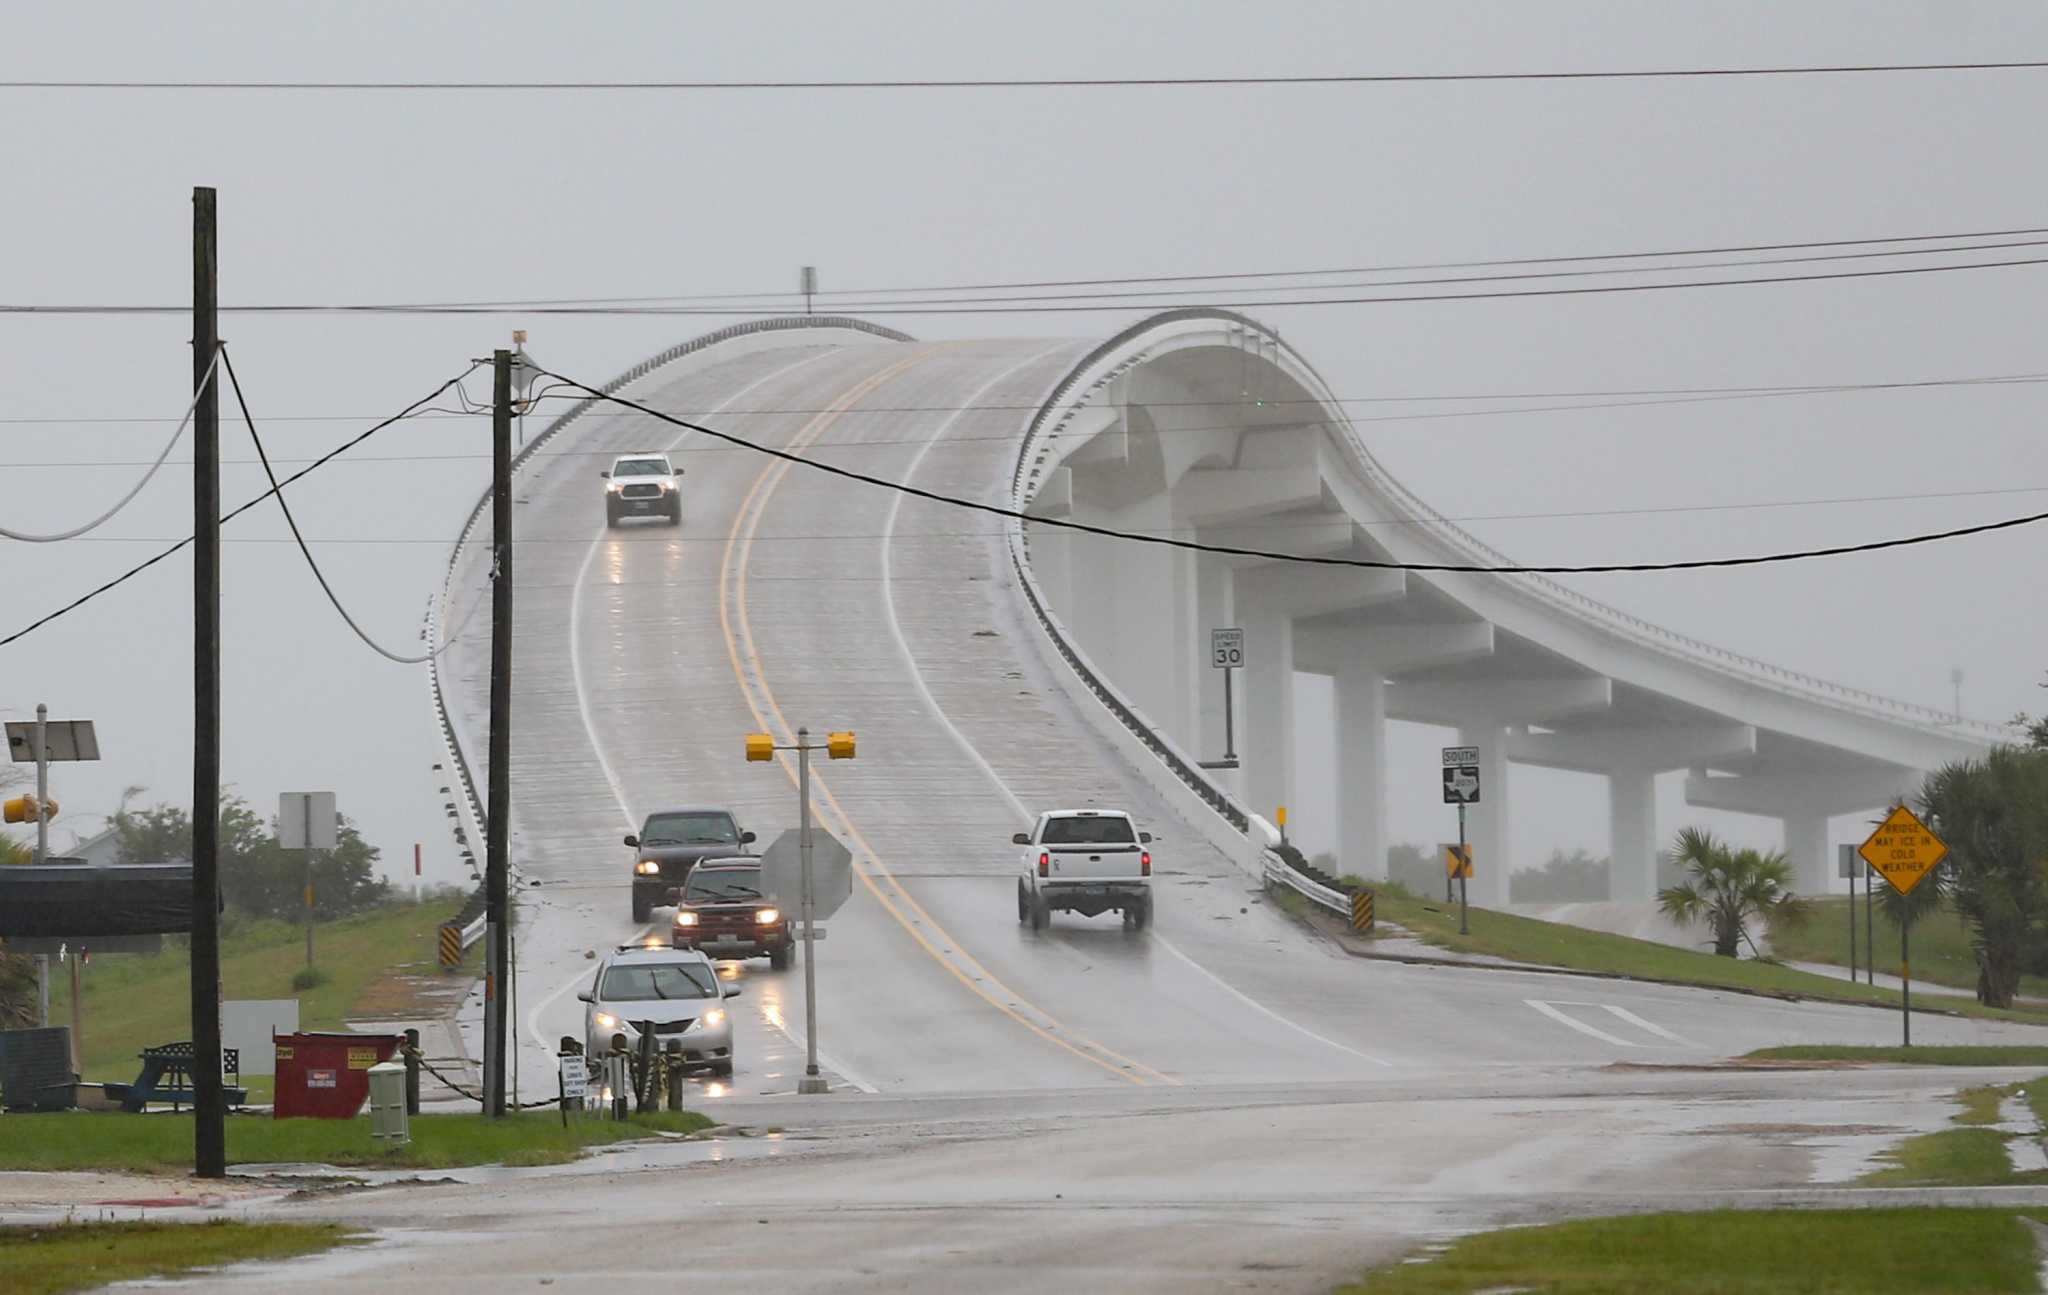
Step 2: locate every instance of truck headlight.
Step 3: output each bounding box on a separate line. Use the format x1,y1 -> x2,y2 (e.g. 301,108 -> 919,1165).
674,911 -> 699,927
755,908 -> 779,925
593,1012 -> 618,1031
701,1009 -> 724,1028
636,860 -> 660,875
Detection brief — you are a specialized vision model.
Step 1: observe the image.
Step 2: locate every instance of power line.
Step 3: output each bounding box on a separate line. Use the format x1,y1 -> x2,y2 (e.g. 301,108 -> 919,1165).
0,348 -> 219,542
191,223 -> 2048,309
536,367 -> 2048,575
40,482 -> 2048,546
8,62 -> 2048,90
11,367 -> 2048,429
221,347 -> 451,665
16,234 -> 2048,318
0,362 -> 481,650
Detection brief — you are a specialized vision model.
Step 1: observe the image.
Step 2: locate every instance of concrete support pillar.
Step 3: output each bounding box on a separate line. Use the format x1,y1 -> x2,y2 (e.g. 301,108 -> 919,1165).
1242,606 -> 1295,825
1336,669 -> 1387,879
1782,811 -> 1831,896
1194,552 -> 1234,762
1458,725 -> 1510,908
1607,769 -> 1658,902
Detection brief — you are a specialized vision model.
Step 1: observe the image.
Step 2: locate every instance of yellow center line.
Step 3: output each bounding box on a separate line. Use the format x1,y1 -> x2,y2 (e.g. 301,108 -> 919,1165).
715,348 -> 1175,1087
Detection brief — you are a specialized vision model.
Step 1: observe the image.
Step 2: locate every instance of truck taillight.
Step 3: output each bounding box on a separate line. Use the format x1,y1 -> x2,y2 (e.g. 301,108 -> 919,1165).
1141,852 -> 1151,876
1038,852 -> 1049,877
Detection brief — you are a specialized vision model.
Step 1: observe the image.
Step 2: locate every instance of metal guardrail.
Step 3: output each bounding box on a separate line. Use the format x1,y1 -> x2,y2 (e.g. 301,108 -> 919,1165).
422,316 -> 917,892
1013,307 -> 2007,746
1261,850 -> 1352,915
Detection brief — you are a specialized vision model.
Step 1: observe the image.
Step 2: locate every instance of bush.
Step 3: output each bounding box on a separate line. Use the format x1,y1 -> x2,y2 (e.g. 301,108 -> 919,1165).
290,966 -> 330,992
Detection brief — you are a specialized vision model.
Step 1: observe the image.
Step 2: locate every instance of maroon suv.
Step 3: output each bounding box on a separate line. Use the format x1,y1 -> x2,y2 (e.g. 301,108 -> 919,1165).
669,858 -> 795,969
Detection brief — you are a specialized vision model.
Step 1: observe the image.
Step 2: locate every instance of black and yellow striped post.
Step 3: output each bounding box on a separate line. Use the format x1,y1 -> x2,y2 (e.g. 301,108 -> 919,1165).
1350,888 -> 1375,934
438,923 -> 462,970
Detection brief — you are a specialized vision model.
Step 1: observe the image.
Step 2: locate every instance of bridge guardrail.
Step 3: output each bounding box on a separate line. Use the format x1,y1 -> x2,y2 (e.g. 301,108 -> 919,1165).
423,316 -> 916,888
1013,308 -> 2005,746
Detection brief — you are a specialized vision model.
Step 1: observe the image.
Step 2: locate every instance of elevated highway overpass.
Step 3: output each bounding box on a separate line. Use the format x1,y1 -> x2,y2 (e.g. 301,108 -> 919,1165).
426,314 -> 2022,1103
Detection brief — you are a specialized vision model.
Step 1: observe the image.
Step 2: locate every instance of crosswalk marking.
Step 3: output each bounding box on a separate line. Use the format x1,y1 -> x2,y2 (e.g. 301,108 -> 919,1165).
1524,999 -> 1701,1050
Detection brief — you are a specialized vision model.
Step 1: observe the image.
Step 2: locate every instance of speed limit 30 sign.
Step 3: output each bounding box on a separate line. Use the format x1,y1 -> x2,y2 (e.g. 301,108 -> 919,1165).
1211,628 -> 1245,669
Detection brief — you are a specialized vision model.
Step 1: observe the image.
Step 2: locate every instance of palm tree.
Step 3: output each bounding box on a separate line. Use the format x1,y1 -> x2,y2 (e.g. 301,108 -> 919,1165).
0,832 -> 37,1027
1916,748 -> 2048,1008
1658,827 -> 1810,957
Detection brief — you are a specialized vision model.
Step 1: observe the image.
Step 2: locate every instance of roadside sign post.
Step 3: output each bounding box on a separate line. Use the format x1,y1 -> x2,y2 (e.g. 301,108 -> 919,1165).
1203,628 -> 1244,770
279,792 -> 337,969
1441,747 -> 1480,922
747,726 -> 856,1096
1857,804 -> 1948,1047
8,707 -> 100,1049
1837,844 -> 1860,987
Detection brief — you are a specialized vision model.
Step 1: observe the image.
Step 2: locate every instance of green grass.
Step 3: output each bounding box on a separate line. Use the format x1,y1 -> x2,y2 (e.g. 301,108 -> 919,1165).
1371,892 -> 2048,1025
0,1110 -> 714,1173
1861,1127 -> 2036,1186
43,900 -> 470,1094
0,1220 -> 353,1295
1340,1208 -> 2048,1294
1767,896 -> 2048,1000
1745,1045 -> 2048,1066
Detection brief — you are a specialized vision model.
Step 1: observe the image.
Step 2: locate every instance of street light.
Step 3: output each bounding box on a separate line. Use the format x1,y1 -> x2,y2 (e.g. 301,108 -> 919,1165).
744,726 -> 854,1095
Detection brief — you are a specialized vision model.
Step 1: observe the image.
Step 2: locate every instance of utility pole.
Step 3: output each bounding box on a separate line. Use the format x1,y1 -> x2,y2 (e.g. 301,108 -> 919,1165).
483,349 -> 513,1118
190,185 -> 227,1178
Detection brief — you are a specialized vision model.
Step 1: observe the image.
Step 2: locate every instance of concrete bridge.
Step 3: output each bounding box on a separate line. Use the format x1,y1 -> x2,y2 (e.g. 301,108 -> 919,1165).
1012,309 -> 2001,903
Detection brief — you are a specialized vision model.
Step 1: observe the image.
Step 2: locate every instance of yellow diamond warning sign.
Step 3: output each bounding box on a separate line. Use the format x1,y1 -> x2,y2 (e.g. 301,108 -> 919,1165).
1857,804 -> 1948,896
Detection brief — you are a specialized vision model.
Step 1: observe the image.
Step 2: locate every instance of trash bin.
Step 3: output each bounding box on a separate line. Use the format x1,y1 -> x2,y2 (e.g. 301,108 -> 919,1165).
273,1032 -> 403,1119
366,1061 -> 409,1145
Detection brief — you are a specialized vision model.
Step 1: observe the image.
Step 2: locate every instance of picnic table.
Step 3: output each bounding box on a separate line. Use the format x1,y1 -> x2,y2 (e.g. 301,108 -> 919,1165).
104,1042 -> 247,1112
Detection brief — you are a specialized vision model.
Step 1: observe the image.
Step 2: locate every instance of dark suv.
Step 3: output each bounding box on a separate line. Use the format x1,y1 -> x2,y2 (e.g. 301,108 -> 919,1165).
670,858 -> 795,970
625,807 -> 755,923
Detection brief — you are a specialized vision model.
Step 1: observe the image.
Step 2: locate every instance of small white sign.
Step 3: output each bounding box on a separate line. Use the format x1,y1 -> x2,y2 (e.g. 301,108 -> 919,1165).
1441,746 -> 1480,767
279,792 -> 339,851
559,1056 -> 589,1101
1211,628 -> 1245,669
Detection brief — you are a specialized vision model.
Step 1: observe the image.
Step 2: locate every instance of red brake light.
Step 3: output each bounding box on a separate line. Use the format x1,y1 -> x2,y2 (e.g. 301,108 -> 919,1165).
1141,852 -> 1151,876
1038,852 -> 1049,877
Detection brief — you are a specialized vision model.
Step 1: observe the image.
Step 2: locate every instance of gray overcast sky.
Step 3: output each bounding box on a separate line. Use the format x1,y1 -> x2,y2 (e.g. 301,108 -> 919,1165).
4,2 -> 2045,886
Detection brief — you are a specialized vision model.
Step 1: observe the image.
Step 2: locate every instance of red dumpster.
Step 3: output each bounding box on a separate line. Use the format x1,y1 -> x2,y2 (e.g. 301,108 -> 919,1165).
273,1032 -> 403,1119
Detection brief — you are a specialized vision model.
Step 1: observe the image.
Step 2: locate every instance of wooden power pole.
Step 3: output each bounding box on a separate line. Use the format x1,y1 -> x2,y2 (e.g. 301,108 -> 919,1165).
190,186 -> 226,1177
483,350 -> 513,1117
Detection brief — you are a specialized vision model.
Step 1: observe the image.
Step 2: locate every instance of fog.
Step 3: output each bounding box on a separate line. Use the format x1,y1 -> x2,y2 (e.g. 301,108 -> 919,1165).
5,3 -> 2044,891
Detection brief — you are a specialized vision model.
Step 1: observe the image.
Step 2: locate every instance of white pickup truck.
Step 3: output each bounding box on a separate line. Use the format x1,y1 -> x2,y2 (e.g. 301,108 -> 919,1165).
1013,809 -> 1153,932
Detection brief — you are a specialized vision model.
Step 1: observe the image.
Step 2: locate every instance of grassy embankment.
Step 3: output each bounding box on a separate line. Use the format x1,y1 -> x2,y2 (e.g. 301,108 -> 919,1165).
1765,896 -> 2048,1001
40,899 -> 474,1104
0,1221 -> 354,1295
0,1109 -> 713,1173
1339,1208 -> 2048,1294
1746,1044 -> 2048,1066
1358,886 -> 2048,1025
1855,1075 -> 2048,1187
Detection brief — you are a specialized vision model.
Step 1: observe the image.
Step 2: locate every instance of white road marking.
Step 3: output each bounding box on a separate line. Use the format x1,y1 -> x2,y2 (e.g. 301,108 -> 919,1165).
877,343 -> 1390,1071
1600,1004 -> 1701,1048
569,347 -> 841,832
1525,999 -> 1643,1048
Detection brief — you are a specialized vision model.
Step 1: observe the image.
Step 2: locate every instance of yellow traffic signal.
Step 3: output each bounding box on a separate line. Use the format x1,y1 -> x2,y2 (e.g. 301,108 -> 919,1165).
3,794 -> 56,824
744,733 -> 776,762
826,731 -> 856,760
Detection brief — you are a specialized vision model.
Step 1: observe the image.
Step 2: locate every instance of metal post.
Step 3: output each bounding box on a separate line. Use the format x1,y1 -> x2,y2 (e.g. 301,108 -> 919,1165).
33,705 -> 47,865
1222,667 -> 1236,763
484,349 -> 513,1118
1851,867 -> 1862,982
1866,864 -> 1876,985
1457,803 -> 1469,936
302,794 -> 314,968
34,704 -> 49,1028
67,952 -> 83,1073
1901,914 -> 1912,1048
402,1028 -> 421,1116
797,730 -> 826,1094
190,185 -> 227,1179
